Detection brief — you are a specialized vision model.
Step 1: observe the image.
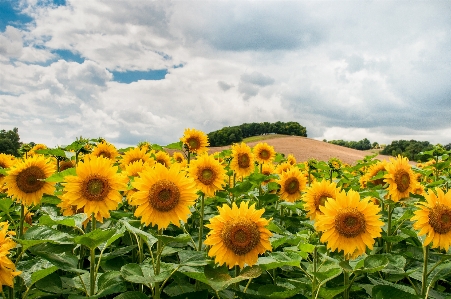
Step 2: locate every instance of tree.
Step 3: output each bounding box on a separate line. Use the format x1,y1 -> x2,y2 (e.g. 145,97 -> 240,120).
0,127 -> 21,156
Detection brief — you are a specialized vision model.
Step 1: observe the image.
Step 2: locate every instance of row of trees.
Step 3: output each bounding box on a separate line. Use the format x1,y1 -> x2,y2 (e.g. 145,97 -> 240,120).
380,140 -> 434,162
208,121 -> 307,146
0,128 -> 21,157
326,138 -> 375,151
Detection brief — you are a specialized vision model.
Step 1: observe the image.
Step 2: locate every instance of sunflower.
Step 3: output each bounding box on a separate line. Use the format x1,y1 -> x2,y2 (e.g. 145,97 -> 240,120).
384,155 -> 417,202
253,142 -> 276,164
28,143 -> 47,156
153,151 -> 171,168
59,156 -> 127,222
123,160 -> 153,204
230,143 -> 255,178
120,146 -> 152,169
130,163 -> 198,229
411,188 -> 451,250
0,222 -> 21,290
315,189 -> 384,259
5,155 -> 55,206
180,128 -> 209,154
0,154 -> 15,190
328,157 -> 342,170
59,160 -> 75,172
275,162 -> 291,174
172,152 -> 185,164
303,180 -> 340,220
91,141 -> 119,161
204,202 -> 272,269
359,160 -> 387,188
188,154 -> 227,197
287,154 -> 297,166
261,163 -> 276,185
276,166 -> 307,202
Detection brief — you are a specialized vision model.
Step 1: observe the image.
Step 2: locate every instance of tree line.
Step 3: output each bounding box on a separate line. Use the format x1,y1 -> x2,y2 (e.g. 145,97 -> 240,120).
207,121 -> 307,146
326,138 -> 375,151
380,140 -> 435,162
0,128 -> 21,157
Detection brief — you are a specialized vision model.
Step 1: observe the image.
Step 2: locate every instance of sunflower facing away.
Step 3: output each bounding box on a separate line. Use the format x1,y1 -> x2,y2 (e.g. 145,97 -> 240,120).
131,163 -> 198,229
303,180 -> 340,220
253,142 -> 276,164
91,141 -> 119,161
59,159 -> 75,172
120,146 -> 152,169
188,154 -> 227,197
59,155 -> 127,222
276,166 -> 307,202
230,143 -> 255,178
384,155 -> 417,202
5,155 -> 55,206
0,222 -> 21,290
411,188 -> 451,250
315,189 -> 384,259
204,201 -> 272,269
180,128 -> 209,154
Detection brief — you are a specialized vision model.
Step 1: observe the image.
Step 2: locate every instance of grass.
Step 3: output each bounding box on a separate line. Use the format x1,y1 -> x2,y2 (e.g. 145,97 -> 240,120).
242,134 -> 290,143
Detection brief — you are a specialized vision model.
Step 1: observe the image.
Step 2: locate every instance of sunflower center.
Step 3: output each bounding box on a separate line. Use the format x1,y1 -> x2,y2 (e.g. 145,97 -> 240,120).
157,159 -> 167,166
315,194 -> 331,210
83,176 -> 110,201
176,157 -> 183,163
222,218 -> 260,255
98,151 -> 112,159
334,208 -> 366,238
394,171 -> 410,192
16,166 -> 46,193
187,137 -> 200,150
148,179 -> 180,212
198,168 -> 216,185
128,158 -> 141,164
237,153 -> 250,168
259,150 -> 269,160
284,177 -> 299,194
429,204 -> 451,234
0,162 -> 6,168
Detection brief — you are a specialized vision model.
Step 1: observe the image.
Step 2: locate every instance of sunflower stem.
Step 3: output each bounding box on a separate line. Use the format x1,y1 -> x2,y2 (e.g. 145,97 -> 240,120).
90,214 -> 96,296
421,245 -> 429,297
312,245 -> 318,299
18,204 -> 25,240
343,270 -> 350,299
198,194 -> 205,251
154,229 -> 163,299
386,204 -> 393,253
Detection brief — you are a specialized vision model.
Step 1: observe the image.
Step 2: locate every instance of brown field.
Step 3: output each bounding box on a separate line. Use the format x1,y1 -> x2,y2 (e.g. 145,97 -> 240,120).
207,135 -> 394,165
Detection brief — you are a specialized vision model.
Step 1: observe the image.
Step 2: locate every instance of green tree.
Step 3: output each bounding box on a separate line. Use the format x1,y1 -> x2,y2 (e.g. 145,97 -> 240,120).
0,127 -> 21,156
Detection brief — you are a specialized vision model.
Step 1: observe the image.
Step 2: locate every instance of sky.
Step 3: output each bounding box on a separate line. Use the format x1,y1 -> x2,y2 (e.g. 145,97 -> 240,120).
1,0 -> 451,149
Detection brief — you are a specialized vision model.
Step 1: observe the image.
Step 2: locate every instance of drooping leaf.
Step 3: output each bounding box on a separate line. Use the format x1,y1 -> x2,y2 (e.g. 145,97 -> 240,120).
74,228 -> 117,250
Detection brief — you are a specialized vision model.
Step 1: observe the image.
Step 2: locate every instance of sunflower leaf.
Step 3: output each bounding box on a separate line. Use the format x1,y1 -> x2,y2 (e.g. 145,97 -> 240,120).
256,252 -> 303,270
165,141 -> 183,150
39,213 -> 87,229
74,228 -> 117,250
45,167 -> 77,182
373,285 -> 421,299
113,291 -> 150,299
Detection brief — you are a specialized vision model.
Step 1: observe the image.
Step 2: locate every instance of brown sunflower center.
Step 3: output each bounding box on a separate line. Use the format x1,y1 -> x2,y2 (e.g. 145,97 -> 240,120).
284,177 -> 300,194
394,170 -> 410,192
98,151 -> 112,159
157,159 -> 167,166
176,156 -> 183,163
259,150 -> 269,160
198,167 -> 216,185
16,166 -> 46,193
59,161 -> 73,172
0,162 -> 6,168
82,176 -> 110,201
429,204 -> 451,234
222,218 -> 260,255
148,179 -> 180,212
237,153 -> 250,168
334,208 -> 366,238
187,137 -> 200,150
315,194 -> 332,210
128,158 -> 141,165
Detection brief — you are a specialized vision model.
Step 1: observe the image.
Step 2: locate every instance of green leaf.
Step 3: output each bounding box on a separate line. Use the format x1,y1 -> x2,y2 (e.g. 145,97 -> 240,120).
318,286 -> 348,299
165,141 -> 183,150
361,255 -> 389,273
373,285 -> 421,299
97,271 -> 127,297
39,214 -> 87,229
121,261 -> 177,285
41,194 -> 62,204
228,180 -> 254,195
45,167 -> 77,182
114,292 -> 149,299
0,168 -> 8,176
19,225 -> 74,251
257,252 -> 302,270
102,245 -> 137,261
0,197 -> 13,214
315,267 -> 342,285
98,226 -> 126,251
34,251 -> 84,273
35,271 -> 63,294
178,250 -> 210,267
74,228 -> 117,250
157,233 -> 191,245
170,290 -> 209,299
18,258 -> 58,288
36,148 -> 67,157
298,243 -> 316,254
120,220 -> 158,249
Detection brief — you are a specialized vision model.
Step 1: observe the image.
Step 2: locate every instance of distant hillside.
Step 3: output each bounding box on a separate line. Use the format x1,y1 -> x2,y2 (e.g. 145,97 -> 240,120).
207,121 -> 307,146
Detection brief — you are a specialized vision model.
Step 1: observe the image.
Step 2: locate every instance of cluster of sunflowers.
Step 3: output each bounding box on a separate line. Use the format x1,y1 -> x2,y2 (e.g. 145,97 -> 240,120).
0,129 -> 450,298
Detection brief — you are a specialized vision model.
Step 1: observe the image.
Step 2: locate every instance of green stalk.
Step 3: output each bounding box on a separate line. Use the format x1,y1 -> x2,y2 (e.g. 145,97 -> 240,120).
154,229 -> 163,299
312,246 -> 318,299
421,246 -> 429,297
386,204 -> 393,253
90,214 -> 96,296
198,194 -> 205,251
18,204 -> 25,240
343,270 -> 350,299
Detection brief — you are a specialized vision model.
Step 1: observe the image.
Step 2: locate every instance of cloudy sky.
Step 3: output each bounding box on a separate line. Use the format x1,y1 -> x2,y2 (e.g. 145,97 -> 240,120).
1,0 -> 450,148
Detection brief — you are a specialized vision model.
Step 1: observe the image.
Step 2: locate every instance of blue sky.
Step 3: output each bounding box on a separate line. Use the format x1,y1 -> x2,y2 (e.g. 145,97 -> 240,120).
1,0 -> 451,148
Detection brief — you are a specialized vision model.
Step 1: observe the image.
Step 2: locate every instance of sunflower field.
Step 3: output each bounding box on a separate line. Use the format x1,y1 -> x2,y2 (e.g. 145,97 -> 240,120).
0,129 -> 451,299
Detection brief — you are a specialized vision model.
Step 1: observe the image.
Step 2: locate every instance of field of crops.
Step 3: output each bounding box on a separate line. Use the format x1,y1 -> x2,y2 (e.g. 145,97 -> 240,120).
0,128 -> 450,299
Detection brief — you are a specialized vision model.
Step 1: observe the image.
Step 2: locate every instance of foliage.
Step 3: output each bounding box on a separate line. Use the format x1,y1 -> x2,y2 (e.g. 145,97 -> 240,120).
0,127 -> 21,156
381,140 -> 434,162
327,138 -> 373,150
208,121 -> 307,146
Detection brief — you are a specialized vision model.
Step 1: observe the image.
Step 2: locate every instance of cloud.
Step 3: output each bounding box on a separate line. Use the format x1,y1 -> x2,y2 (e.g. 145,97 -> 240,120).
0,26 -> 23,58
